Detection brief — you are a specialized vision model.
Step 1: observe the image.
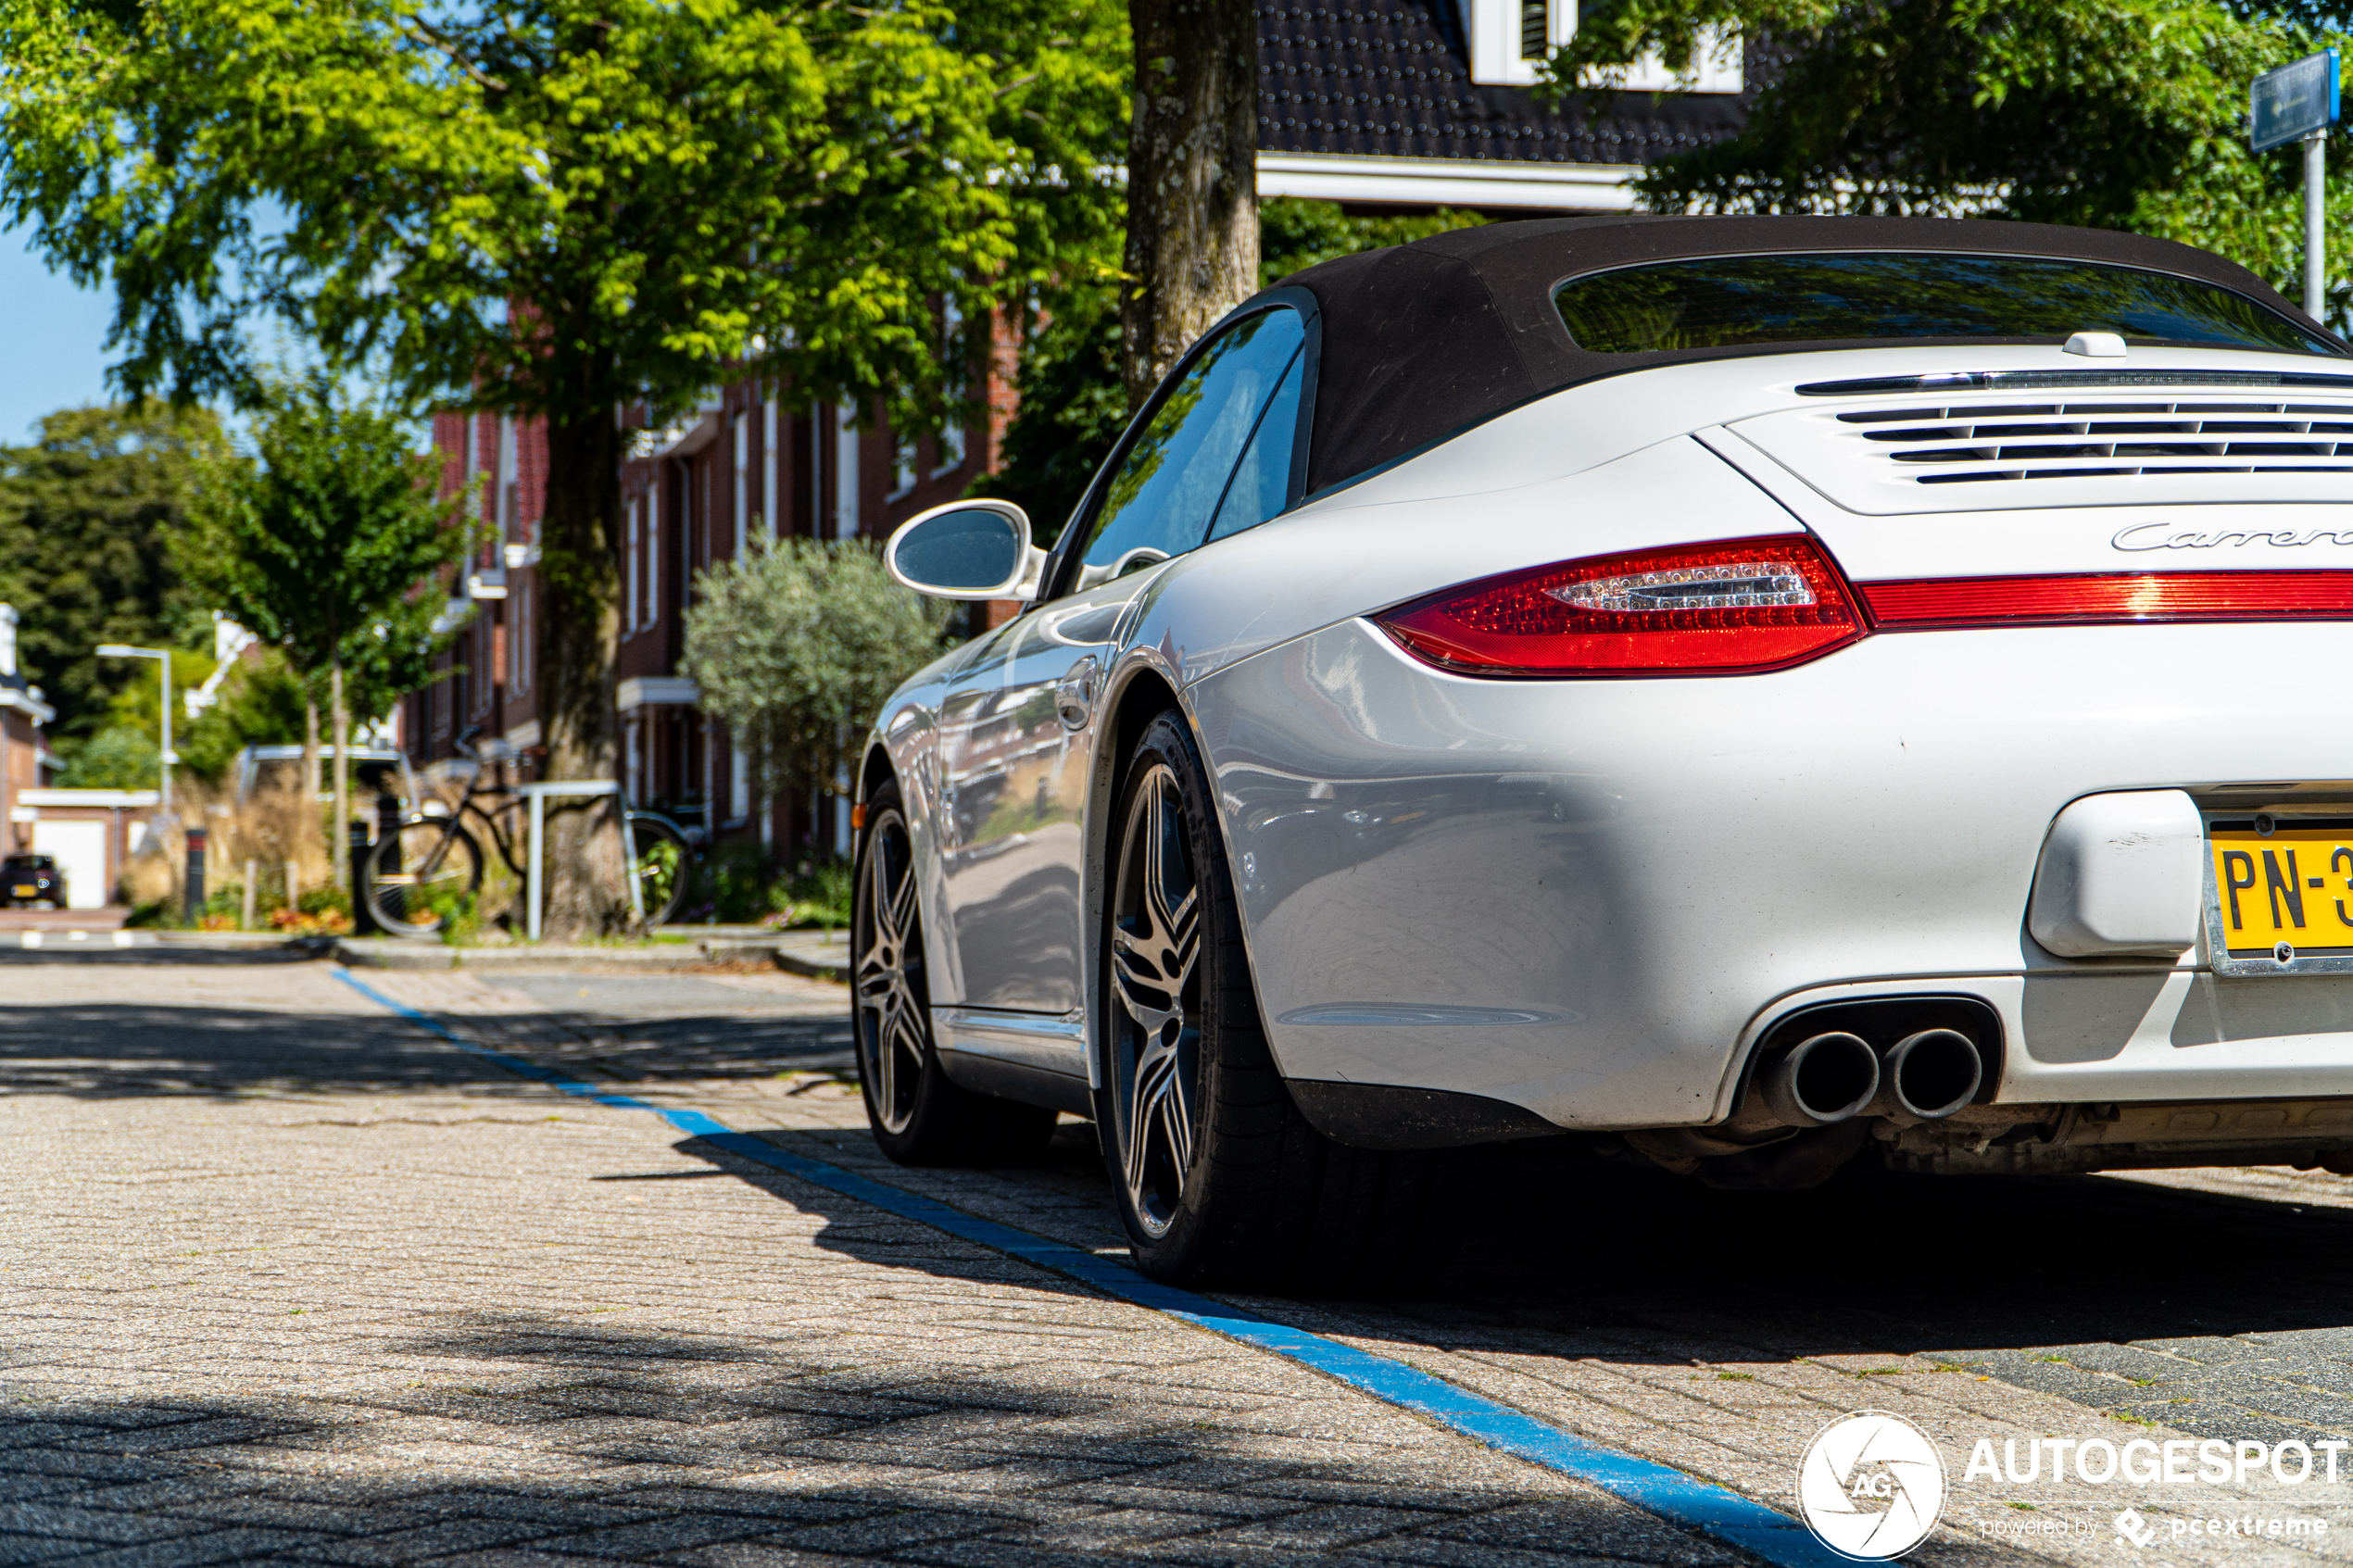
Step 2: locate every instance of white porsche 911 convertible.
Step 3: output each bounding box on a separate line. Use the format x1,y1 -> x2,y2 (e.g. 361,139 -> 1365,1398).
856,213 -> 2353,1290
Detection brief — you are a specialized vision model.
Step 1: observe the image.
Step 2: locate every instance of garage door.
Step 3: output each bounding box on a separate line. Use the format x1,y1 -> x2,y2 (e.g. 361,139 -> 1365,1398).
31,819 -> 107,909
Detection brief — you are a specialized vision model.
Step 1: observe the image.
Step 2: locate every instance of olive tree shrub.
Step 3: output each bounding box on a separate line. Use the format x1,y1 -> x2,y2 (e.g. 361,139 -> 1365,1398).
683,541 -> 954,834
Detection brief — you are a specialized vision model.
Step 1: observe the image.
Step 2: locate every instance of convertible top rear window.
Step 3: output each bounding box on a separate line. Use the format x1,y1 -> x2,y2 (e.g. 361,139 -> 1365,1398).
1554,253 -> 2337,357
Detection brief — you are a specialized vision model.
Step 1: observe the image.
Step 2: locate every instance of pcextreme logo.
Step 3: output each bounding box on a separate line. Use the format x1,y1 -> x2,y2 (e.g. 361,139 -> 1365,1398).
1795,1411 -> 1947,1560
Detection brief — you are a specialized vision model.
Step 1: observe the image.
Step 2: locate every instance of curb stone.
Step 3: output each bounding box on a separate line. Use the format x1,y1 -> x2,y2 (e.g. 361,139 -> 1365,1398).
331,932 -> 851,979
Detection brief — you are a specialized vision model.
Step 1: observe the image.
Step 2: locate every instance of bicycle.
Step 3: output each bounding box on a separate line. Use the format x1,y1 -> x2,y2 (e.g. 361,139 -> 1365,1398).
359,726 -> 696,937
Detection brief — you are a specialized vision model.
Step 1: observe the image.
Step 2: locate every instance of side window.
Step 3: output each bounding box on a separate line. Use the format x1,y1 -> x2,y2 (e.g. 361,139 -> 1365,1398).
1207,347 -> 1303,544
1068,307 -> 1304,593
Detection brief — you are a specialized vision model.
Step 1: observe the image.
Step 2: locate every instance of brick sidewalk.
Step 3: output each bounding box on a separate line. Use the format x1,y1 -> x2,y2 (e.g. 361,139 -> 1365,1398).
14,958 -> 2353,1566
0,961 -> 1723,1568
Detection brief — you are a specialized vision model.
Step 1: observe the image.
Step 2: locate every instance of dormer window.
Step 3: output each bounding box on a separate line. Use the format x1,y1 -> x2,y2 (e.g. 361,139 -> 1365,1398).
1465,0 -> 1742,92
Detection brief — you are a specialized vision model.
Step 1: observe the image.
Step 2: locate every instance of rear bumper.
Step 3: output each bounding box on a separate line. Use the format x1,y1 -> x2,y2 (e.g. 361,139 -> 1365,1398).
1191,616 -> 2353,1130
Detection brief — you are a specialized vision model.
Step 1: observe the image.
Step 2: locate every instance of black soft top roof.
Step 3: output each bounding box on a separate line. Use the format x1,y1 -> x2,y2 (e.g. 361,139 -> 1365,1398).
1272,214 -> 2315,495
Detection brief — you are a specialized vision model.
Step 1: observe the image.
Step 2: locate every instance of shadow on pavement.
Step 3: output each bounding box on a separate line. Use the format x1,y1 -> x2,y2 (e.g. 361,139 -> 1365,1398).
0,1005 -> 526,1099
13,974 -> 2353,1464
0,945 -> 326,966
679,1125 -> 2353,1446
0,1313 -> 1664,1567
0,1001 -> 853,1099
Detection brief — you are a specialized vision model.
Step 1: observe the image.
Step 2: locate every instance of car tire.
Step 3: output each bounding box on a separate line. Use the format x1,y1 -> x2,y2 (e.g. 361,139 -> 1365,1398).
854,779 -> 1059,1167
1098,710 -> 1464,1294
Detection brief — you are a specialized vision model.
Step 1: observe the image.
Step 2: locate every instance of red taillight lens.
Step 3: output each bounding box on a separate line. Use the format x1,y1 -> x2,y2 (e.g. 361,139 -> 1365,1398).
1864,571 -> 2353,628
1377,534 -> 1865,677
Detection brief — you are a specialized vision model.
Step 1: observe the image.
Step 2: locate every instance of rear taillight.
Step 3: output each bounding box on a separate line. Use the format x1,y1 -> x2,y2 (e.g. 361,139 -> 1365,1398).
1378,534 -> 1865,677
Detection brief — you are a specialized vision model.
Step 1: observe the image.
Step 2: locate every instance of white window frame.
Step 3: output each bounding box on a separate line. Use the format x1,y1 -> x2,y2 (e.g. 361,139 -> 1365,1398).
1462,0 -> 1741,92
461,416 -> 481,519
626,497 -> 641,634
835,401 -> 861,539
933,301 -> 968,478
889,430 -> 917,500
647,483 -> 661,624
732,410 -> 749,557
761,393 -> 779,540
497,415 -> 517,538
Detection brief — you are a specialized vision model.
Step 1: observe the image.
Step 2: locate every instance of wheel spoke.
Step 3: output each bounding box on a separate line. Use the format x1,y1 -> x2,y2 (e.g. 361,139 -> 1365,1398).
854,808 -> 933,1137
868,849 -> 899,948
886,858 -> 917,947
1110,762 -> 1208,1237
1151,1053 -> 1193,1175
1123,1052 -> 1154,1195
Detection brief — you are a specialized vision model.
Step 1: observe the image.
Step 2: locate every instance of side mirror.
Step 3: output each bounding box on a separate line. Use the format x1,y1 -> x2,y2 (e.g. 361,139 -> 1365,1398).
884,499 -> 1048,601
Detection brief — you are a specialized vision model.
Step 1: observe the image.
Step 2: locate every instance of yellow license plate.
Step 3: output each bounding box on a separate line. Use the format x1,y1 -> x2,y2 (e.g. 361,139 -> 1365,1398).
2210,822 -> 2353,957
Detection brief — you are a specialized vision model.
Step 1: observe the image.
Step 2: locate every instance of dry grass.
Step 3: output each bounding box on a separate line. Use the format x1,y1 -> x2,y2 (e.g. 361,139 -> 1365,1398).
125,775 -> 349,916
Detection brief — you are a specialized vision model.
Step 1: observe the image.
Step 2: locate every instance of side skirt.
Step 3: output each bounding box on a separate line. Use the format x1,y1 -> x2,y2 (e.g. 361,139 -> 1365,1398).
933,1005 -> 1094,1116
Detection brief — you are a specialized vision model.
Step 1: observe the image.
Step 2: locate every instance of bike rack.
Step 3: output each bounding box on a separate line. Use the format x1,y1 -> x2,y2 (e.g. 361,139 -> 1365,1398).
518,780 -> 642,940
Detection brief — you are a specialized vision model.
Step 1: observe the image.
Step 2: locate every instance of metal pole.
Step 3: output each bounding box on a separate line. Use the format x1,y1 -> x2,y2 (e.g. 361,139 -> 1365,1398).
2309,130 -> 2329,321
157,651 -> 172,810
527,791 -> 544,942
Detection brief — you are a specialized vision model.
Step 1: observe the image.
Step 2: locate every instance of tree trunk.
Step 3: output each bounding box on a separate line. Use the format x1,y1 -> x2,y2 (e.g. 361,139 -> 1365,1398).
535,404 -> 632,938
297,692 -> 321,897
301,692 -> 321,813
330,659 -> 349,890
1121,0 -> 1261,411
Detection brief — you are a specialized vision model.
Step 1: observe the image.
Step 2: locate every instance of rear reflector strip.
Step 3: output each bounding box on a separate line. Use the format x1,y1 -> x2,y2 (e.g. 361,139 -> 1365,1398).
1862,571 -> 2353,629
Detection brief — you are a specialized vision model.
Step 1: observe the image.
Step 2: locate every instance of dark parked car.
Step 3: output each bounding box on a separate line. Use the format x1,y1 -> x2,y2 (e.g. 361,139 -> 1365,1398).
1,854 -> 64,909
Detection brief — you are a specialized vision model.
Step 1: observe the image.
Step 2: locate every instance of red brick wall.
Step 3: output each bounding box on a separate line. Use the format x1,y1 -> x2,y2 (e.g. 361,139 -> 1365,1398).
412,303 -> 1025,857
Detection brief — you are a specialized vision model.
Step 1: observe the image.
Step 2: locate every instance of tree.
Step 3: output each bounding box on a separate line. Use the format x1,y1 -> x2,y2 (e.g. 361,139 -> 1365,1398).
0,0 -> 1125,935
173,652 -> 312,784
1121,0 -> 1257,408
72,644 -> 312,786
177,371 -> 477,884
1552,0 -> 2345,317
978,200 -> 1485,529
55,725 -> 159,791
683,541 -> 953,826
0,405 -> 220,752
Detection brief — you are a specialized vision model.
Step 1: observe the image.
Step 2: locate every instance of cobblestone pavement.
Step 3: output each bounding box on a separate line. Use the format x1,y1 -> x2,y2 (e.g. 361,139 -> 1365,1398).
13,956 -> 2353,1566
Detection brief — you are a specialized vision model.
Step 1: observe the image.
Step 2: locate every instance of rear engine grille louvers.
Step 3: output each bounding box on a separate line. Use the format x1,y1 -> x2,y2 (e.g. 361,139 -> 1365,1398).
1842,400 -> 2353,484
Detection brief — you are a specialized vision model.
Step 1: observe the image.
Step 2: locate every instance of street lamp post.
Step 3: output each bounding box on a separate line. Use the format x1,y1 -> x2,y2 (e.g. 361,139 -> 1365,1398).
94,645 -> 171,809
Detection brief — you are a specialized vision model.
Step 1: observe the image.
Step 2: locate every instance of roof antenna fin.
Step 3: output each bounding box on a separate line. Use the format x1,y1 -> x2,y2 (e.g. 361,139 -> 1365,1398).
2062,332 -> 2128,358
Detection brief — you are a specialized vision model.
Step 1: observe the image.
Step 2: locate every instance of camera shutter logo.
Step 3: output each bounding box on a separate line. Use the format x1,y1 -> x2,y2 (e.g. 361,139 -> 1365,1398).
1795,1411 -> 1946,1559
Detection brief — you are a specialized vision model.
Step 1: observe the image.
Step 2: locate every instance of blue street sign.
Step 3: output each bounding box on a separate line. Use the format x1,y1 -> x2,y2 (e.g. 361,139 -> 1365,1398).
2254,48 -> 2341,154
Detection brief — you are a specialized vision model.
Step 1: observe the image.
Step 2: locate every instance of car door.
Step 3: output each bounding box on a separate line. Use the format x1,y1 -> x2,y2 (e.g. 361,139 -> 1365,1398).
933,304 -> 1308,1013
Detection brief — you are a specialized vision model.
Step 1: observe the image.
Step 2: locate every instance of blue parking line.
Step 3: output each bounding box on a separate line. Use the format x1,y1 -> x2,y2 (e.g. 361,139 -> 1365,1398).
331,965 -> 1843,1568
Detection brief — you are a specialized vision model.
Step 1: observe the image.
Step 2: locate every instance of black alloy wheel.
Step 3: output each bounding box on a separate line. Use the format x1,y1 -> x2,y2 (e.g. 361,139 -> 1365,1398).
1097,711 -> 1467,1293
1106,755 -> 1203,1239
853,779 -> 1056,1165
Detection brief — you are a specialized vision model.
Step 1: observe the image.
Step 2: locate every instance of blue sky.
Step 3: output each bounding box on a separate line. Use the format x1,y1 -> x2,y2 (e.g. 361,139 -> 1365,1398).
0,224 -> 422,450
0,226 -> 120,443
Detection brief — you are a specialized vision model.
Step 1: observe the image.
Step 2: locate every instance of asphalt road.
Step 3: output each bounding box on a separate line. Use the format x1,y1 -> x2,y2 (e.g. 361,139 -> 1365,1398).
8,952 -> 2353,1567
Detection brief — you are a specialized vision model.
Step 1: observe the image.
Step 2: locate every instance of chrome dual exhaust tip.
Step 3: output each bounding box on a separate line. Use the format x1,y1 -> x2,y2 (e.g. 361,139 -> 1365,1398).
1761,1031 -> 1880,1126
1865,1027 -> 1982,1122
1759,1026 -> 1982,1127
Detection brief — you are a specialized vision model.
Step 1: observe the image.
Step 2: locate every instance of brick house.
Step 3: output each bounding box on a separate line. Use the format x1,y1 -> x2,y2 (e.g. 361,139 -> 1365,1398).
0,604 -> 58,856
397,2 -> 1753,858
402,318 -> 1023,856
